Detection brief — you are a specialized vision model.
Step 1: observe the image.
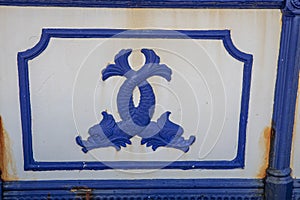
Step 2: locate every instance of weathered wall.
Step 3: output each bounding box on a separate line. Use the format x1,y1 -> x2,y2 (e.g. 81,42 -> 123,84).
0,7 -> 281,181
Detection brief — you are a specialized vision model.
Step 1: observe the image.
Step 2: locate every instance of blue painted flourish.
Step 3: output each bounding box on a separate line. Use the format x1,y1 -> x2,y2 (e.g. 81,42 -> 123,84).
76,49 -> 196,153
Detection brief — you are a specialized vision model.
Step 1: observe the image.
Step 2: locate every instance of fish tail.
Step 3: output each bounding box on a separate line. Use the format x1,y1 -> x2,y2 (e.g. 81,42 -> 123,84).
142,49 -> 160,64
102,49 -> 133,80
140,49 -> 172,81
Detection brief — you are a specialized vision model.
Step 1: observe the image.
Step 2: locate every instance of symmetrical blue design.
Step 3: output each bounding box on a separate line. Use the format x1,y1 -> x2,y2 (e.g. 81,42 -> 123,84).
76,48 -> 195,153
17,28 -> 252,171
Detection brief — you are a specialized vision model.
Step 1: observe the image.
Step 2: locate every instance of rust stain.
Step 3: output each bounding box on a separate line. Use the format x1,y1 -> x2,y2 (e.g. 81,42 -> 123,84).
257,126 -> 272,178
0,116 -> 18,181
71,186 -> 93,200
126,10 -> 148,29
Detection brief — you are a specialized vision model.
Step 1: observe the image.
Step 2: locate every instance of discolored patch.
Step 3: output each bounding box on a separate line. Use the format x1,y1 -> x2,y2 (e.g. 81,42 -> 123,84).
257,126 -> 272,178
0,116 -> 18,181
71,186 -> 93,200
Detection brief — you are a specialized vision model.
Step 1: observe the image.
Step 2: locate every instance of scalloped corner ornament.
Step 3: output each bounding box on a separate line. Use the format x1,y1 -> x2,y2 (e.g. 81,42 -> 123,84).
76,49 -> 196,153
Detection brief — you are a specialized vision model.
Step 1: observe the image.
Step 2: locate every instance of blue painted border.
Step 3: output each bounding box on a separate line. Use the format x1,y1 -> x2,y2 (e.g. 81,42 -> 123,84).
0,0 -> 284,9
18,29 -> 253,171
2,179 -> 264,199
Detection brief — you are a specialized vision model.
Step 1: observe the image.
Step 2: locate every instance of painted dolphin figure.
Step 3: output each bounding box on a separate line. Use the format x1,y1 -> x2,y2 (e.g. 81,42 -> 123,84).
76,49 -> 195,153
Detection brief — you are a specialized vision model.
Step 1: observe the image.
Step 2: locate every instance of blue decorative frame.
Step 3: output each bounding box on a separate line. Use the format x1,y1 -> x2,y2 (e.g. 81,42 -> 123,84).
17,29 -> 253,171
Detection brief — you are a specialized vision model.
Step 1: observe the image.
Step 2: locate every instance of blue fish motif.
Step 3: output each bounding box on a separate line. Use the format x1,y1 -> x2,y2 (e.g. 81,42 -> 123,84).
76,49 -> 195,153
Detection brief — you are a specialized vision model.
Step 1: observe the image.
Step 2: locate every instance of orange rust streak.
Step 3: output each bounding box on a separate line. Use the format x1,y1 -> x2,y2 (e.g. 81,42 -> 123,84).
0,116 -> 18,181
71,187 -> 92,200
257,126 -> 272,178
